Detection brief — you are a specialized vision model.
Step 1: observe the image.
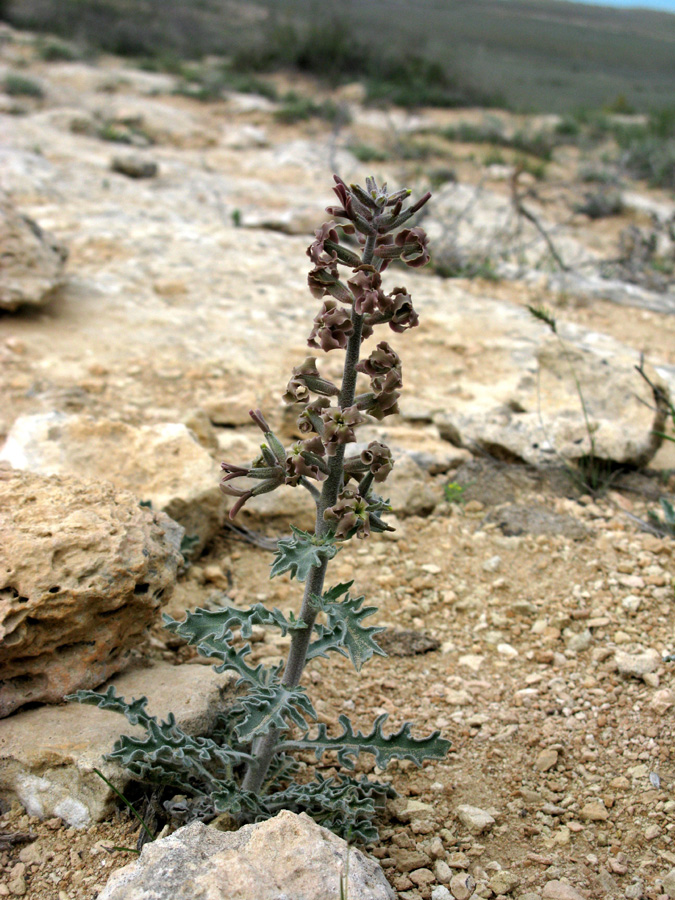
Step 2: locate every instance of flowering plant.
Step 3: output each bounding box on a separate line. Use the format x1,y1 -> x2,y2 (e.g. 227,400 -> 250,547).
71,176 -> 449,843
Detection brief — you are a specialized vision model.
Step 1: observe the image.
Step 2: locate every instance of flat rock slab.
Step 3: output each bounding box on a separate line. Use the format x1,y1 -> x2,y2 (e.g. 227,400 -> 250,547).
0,662 -> 234,827
98,812 -> 395,900
0,412 -> 225,555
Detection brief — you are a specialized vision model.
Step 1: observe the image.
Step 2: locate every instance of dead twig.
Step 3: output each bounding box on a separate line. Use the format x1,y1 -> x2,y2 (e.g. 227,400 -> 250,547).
223,519 -> 280,552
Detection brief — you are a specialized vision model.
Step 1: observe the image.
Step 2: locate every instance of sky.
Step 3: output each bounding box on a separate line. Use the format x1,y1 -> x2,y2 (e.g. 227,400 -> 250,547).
582,0 -> 675,9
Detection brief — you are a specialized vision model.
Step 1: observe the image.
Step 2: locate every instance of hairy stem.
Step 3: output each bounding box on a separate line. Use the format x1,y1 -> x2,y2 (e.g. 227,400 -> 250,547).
241,233 -> 377,795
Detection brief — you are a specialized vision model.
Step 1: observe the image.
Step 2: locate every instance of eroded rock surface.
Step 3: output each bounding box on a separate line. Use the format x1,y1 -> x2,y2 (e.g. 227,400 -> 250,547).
0,195 -> 67,311
0,468 -> 183,716
0,412 -> 224,555
98,812 -> 395,900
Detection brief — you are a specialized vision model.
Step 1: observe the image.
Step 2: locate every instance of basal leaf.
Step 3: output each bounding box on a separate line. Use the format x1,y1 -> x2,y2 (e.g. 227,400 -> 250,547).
270,526 -> 339,582
280,713 -> 451,769
67,686 -> 155,728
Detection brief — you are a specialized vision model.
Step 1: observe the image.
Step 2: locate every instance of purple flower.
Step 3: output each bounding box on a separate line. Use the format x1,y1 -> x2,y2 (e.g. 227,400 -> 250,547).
348,267 -> 385,316
283,357 -> 339,405
323,489 -> 371,540
321,405 -> 367,456
307,222 -> 340,267
308,300 -> 354,352
356,341 -> 401,379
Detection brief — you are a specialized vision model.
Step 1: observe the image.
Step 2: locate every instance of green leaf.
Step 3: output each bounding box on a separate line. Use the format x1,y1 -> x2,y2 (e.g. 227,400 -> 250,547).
67,686 -> 155,728
163,603 -> 306,643
232,682 -> 317,741
310,583 -> 386,672
199,634 -> 282,689
212,781 -> 266,819
280,713 -> 451,770
270,526 -> 339,582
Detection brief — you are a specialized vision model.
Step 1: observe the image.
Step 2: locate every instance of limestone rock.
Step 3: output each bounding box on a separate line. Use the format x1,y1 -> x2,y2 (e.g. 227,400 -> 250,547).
0,468 -> 183,717
615,649 -> 661,681
0,412 -> 224,556
97,812 -> 395,900
0,195 -> 67,311
435,333 -> 668,469
455,805 -> 495,835
450,872 -> 476,900
380,453 -> 439,518
0,662 -> 233,826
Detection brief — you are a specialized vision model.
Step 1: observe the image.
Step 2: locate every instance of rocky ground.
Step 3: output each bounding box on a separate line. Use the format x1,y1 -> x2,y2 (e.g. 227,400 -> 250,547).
1,23 -> 675,900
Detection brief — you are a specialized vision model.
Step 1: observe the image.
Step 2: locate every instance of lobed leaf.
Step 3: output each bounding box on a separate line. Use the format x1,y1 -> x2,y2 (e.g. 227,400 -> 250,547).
232,682 -> 317,742
67,686 -> 155,728
310,583 -> 386,672
280,713 -> 451,770
164,603 -> 306,644
270,526 -> 339,582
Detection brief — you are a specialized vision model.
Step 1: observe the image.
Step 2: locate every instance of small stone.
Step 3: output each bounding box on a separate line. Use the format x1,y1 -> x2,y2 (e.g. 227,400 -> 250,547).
456,805 -> 495,835
542,881 -> 586,900
393,849 -> 432,873
580,800 -> 609,821
458,654 -> 484,672
7,878 -> 26,897
435,860 -> 453,884
608,857 -> 629,876
432,887 -> 453,900
615,649 -> 660,680
450,872 -> 476,900
645,825 -> 661,840
428,837 -> 445,859
535,749 -> 559,772
497,643 -> 518,658
661,868 -> 675,897
489,871 -> 520,894
625,880 -> 644,900
409,868 -> 436,888
421,564 -> 442,575
566,630 -> 592,653
650,690 -> 674,715
621,595 -> 642,615
482,555 -> 501,573
111,154 -> 158,178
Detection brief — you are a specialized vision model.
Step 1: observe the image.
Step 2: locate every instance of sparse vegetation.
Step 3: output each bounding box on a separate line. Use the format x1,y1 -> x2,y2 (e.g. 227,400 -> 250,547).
2,72 -> 44,98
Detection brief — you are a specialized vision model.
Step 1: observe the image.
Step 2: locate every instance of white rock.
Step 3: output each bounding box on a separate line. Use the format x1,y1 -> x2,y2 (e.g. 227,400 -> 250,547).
615,649 -> 661,680
97,813 -> 395,900
456,805 -> 495,835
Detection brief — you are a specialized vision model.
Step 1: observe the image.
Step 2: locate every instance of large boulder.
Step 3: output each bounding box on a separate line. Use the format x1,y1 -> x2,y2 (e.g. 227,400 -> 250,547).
98,812 -> 395,900
0,662 -> 234,827
0,196 -> 67,311
0,468 -> 183,717
0,412 -> 225,555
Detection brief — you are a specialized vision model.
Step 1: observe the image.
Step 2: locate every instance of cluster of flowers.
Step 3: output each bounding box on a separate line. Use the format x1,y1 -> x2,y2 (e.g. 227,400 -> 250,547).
220,175 -> 430,540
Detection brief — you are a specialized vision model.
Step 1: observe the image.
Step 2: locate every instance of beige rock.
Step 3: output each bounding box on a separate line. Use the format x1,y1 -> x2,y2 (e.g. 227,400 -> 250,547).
535,748 -> 559,772
615,648 -> 661,681
0,412 -> 224,555
449,872 -> 476,900
0,662 -> 234,827
489,871 -> 520,894
0,469 -> 182,717
0,196 -> 67,311
580,800 -> 609,821
542,880 -> 586,900
97,813 -> 395,900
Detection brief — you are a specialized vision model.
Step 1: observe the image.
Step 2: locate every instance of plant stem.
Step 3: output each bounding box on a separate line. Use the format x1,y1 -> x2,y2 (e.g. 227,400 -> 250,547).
241,233 -> 376,795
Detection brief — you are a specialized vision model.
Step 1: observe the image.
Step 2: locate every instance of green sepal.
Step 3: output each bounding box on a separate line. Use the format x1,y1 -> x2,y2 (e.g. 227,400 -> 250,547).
270,526 -> 339,582
280,713 -> 451,770
309,583 -> 386,672
231,682 -> 317,741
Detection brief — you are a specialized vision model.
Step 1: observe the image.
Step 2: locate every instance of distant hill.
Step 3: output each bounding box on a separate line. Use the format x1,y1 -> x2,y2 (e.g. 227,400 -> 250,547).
4,0 -> 675,111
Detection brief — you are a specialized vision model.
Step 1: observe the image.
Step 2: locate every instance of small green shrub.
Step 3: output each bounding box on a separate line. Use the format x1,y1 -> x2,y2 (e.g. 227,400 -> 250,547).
348,143 -> 389,164
3,73 -> 44,98
37,38 -> 81,62
274,93 -> 348,126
